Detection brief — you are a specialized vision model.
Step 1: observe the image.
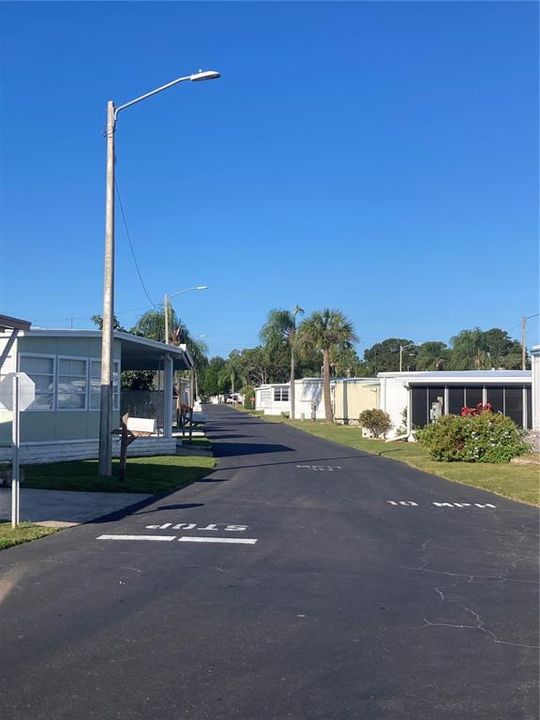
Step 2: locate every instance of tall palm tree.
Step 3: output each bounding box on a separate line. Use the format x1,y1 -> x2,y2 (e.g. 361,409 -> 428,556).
299,309 -> 358,422
260,305 -> 304,419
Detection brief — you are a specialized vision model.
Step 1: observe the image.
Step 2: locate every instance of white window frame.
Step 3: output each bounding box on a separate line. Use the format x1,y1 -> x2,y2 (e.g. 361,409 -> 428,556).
273,387 -> 289,403
18,353 -> 57,412
89,359 -> 120,412
57,355 -> 88,412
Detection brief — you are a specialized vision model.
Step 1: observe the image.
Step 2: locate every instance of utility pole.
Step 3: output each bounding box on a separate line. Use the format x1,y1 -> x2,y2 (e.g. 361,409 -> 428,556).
521,316 -> 527,370
98,100 -> 116,477
164,294 -> 170,345
289,304 -> 304,420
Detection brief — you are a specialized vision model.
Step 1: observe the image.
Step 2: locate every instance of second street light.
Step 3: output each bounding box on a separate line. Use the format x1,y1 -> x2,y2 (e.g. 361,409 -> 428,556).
164,285 -> 208,345
98,70 -> 220,477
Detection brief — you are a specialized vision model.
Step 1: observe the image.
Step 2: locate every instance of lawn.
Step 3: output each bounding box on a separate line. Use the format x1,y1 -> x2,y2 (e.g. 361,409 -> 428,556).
23,455 -> 216,494
236,409 -> 539,506
0,521 -> 59,551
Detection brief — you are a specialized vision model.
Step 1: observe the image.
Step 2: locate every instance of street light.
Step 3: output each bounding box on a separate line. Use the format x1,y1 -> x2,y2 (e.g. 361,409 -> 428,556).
164,286 -> 208,344
98,71 -> 220,477
399,343 -> 416,372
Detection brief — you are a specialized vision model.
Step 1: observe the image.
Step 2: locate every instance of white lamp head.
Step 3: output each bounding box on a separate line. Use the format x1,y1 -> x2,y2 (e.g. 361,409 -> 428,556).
190,70 -> 221,82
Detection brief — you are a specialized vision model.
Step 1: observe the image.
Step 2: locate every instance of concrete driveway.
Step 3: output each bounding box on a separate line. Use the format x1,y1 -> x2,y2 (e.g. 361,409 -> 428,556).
0,486 -> 151,526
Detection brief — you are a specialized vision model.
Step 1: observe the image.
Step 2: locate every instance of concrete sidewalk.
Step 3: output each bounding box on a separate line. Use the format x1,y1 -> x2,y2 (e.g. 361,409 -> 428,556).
0,487 -> 151,526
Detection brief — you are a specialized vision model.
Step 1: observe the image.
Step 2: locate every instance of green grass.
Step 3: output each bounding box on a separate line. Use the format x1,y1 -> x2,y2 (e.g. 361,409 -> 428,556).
23,455 -> 216,494
239,410 -> 540,506
180,436 -> 212,449
0,521 -> 59,551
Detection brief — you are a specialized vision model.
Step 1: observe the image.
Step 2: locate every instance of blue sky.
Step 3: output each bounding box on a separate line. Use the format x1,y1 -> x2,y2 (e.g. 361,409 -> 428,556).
1,1 -> 538,357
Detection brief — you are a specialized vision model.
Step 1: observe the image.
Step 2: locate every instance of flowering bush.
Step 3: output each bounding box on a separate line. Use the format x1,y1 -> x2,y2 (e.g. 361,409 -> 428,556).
460,402 -> 492,417
417,409 -> 529,463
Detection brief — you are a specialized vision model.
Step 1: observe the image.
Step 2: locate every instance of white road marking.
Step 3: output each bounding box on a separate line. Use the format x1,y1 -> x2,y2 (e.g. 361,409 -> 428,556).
296,464 -> 342,471
387,500 -> 497,509
146,522 -> 249,532
178,537 -> 258,545
97,534 -> 176,542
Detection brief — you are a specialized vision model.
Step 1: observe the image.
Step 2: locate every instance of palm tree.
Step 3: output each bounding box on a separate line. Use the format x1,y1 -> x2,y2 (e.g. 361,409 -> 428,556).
260,306 -> 304,419
299,309 -> 358,422
450,328 -> 489,370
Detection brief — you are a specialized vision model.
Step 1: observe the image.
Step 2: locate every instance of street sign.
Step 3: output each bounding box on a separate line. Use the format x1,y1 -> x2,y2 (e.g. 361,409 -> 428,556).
0,372 -> 35,411
0,372 -> 35,527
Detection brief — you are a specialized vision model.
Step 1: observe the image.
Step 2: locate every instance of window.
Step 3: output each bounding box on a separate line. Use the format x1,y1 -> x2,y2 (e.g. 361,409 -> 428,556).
504,387 -> 523,426
486,386 -> 504,413
273,387 -> 289,402
90,360 -> 119,411
411,386 -> 428,427
57,358 -> 87,410
448,387 -> 465,415
19,355 -> 55,411
464,386 -> 483,409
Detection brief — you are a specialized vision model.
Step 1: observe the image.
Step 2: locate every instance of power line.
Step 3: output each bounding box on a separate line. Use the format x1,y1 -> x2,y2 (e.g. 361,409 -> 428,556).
114,177 -> 156,308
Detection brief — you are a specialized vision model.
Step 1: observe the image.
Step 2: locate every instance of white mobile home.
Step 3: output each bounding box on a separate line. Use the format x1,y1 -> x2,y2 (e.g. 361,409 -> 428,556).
532,346 -> 540,435
255,383 -> 290,415
379,370 -> 534,439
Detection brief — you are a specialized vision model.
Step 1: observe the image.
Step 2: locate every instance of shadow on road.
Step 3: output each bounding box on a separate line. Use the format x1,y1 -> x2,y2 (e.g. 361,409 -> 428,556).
213,442 -> 294,457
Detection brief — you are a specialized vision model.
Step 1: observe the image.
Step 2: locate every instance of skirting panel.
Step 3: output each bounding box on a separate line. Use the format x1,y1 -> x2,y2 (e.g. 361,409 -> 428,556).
0,437 -> 177,464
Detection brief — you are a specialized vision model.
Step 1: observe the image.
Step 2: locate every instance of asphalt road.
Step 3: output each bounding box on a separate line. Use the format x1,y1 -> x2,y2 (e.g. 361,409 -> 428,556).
1,405 -> 538,719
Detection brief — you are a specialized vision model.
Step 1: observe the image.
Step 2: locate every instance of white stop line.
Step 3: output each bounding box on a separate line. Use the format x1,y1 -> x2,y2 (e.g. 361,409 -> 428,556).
97,534 -> 258,544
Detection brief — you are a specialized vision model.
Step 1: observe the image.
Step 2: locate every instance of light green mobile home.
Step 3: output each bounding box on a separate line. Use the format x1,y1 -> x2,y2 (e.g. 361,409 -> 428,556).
0,329 -> 193,463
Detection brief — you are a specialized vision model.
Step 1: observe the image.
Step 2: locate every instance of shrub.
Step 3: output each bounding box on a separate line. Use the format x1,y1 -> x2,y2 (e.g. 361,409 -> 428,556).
358,409 -> 392,438
241,385 -> 255,409
417,410 -> 529,463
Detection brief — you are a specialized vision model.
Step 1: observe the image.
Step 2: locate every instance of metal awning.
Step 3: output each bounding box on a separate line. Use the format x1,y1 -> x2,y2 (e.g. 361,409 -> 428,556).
116,332 -> 193,371
0,314 -> 32,372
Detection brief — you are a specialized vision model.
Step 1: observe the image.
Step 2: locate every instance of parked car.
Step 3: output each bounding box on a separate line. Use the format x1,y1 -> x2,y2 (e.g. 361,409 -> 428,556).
226,394 -> 243,405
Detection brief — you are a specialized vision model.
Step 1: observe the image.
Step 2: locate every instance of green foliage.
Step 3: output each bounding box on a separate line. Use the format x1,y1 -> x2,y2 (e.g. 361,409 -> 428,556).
415,341 -> 450,371
449,327 -> 524,370
417,411 -> 529,463
241,384 -> 255,409
358,409 -> 392,438
199,357 -> 228,397
362,338 -> 417,374
121,370 -> 154,391
91,314 -> 125,331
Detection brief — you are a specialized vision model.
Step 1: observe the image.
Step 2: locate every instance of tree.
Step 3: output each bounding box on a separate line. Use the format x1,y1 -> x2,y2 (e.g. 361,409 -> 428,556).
260,306 -> 304,419
298,309 -> 358,422
415,341 -> 451,371
91,314 -> 125,331
199,357 -> 228,397
449,327 -> 524,370
362,338 -> 417,374
329,345 -> 362,378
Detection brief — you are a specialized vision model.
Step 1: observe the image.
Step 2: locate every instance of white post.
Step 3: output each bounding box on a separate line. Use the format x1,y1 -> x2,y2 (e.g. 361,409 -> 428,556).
98,100 -> 116,477
164,294 -> 169,345
11,374 -> 20,528
163,354 -> 174,438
